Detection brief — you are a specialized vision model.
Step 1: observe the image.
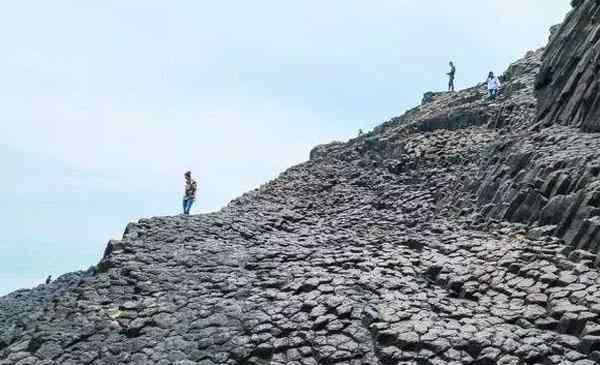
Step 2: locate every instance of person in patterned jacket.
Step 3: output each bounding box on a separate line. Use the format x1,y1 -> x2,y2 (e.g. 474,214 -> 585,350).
183,171 -> 197,215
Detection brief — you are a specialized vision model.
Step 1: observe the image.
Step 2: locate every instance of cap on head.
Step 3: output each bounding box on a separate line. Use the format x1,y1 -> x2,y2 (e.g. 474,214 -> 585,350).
185,171 -> 191,177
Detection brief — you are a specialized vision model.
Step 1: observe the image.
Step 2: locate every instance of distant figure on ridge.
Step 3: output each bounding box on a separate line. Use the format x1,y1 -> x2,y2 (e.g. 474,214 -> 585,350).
45,275 -> 52,284
487,71 -> 501,101
358,129 -> 364,136
183,171 -> 197,216
447,62 -> 456,92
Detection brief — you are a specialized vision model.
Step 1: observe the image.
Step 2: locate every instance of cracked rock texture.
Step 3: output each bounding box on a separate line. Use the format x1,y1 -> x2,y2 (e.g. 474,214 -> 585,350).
536,0 -> 600,131
4,5 -> 600,365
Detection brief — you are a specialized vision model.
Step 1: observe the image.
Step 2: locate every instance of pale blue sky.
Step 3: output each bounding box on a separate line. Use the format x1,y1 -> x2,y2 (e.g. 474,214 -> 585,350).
0,1 -> 570,295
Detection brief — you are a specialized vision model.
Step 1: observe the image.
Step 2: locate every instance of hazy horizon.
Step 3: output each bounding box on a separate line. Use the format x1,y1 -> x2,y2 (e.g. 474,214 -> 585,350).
0,1 -> 571,295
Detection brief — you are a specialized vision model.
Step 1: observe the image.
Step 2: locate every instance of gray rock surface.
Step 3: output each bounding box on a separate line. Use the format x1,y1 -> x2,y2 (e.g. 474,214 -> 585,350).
3,5 -> 600,365
536,0 -> 600,131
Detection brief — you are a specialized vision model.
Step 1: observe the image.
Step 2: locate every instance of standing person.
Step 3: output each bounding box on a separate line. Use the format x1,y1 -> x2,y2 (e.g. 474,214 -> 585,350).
487,71 -> 501,101
182,171 -> 197,215
447,62 -> 456,92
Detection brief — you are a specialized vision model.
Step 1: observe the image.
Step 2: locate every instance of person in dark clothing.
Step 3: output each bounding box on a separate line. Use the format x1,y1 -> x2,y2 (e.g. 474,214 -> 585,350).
45,275 -> 52,284
183,171 -> 197,215
447,62 -> 456,92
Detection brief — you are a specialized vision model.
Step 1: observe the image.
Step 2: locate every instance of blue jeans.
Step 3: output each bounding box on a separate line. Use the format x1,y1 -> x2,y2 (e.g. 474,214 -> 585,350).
489,88 -> 497,100
182,198 -> 194,215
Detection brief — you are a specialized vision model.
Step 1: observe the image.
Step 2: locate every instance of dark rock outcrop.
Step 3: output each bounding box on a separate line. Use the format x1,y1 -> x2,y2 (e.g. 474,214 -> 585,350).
536,0 -> 600,131
3,5 -> 600,365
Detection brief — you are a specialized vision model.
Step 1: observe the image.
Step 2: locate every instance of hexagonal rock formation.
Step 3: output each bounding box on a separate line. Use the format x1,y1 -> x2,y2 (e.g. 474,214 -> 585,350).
4,5 -> 600,365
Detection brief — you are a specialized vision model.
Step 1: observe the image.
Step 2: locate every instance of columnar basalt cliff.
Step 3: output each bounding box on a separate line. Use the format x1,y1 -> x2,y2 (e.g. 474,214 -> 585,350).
536,0 -> 600,131
473,0 -> 600,265
4,4 -> 600,365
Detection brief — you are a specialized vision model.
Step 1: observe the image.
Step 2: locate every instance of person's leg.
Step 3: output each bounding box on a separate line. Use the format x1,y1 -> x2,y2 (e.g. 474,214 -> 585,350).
492,89 -> 497,100
183,198 -> 192,215
186,199 -> 194,215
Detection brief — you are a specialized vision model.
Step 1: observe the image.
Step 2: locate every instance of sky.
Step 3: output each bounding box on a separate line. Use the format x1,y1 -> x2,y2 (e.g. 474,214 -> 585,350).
0,1 -> 571,295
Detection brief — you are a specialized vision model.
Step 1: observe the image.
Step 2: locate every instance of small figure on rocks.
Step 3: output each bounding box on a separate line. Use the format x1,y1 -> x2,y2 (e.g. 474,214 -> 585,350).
447,62 -> 456,92
183,171 -> 197,216
358,129 -> 364,136
45,275 -> 52,284
487,71 -> 501,101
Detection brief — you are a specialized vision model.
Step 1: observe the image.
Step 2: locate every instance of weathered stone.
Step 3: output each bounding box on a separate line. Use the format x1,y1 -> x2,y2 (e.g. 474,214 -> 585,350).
2,5 -> 600,364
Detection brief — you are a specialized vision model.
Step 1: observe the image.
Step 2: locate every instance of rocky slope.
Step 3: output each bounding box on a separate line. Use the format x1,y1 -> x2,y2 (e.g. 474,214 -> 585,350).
4,3 -> 600,365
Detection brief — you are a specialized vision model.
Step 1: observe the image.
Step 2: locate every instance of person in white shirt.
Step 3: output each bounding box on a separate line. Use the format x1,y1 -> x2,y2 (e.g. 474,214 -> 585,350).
487,71 -> 501,101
